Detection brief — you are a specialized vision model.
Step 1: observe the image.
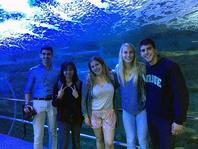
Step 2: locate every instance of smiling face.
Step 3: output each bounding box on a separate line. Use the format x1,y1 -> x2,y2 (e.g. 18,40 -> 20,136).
122,46 -> 135,64
140,44 -> 158,65
63,65 -> 74,81
90,60 -> 103,76
40,49 -> 53,67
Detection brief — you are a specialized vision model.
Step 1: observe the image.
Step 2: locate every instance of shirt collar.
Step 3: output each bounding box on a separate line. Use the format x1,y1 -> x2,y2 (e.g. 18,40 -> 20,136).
39,63 -> 53,70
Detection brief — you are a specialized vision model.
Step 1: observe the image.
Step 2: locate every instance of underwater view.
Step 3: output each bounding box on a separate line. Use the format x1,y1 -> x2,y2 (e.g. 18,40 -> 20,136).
0,0 -> 198,148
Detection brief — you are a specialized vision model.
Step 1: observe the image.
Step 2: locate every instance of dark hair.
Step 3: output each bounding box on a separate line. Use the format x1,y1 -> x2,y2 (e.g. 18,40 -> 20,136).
139,38 -> 156,49
59,61 -> 79,84
40,46 -> 53,55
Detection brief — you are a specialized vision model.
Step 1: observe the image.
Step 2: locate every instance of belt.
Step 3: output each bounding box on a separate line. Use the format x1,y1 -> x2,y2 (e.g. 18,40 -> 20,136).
33,96 -> 53,101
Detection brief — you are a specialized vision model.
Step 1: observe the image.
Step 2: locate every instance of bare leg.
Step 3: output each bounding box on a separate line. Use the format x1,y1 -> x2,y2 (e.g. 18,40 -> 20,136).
93,128 -> 105,149
103,127 -> 115,149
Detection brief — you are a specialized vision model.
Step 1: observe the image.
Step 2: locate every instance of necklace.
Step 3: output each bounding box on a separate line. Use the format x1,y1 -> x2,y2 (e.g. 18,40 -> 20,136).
66,81 -> 72,87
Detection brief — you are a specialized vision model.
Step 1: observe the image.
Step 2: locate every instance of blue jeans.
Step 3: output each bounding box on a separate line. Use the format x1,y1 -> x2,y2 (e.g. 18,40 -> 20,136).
122,109 -> 148,149
33,100 -> 57,149
58,121 -> 81,149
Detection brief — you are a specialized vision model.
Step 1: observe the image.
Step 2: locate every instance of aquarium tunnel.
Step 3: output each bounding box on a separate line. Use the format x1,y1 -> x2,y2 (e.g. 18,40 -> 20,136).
0,0 -> 198,148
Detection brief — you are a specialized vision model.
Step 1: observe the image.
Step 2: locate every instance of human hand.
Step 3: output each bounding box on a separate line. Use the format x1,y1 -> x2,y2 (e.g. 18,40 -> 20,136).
171,122 -> 183,135
70,85 -> 79,99
84,116 -> 91,127
57,85 -> 66,99
24,105 -> 33,113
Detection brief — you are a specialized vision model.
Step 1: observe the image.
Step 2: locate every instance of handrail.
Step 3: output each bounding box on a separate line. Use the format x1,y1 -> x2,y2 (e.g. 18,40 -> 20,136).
0,97 -> 198,148
1,97 -> 198,121
0,97 -> 26,102
116,108 -> 198,121
0,97 -> 127,147
0,97 -> 198,147
0,115 -> 127,147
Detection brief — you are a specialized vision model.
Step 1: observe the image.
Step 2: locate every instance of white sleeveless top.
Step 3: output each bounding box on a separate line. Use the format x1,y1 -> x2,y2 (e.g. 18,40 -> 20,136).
92,82 -> 114,110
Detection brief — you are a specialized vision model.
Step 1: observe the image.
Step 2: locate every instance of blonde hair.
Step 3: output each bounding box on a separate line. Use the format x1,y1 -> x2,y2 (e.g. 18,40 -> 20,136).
118,43 -> 140,85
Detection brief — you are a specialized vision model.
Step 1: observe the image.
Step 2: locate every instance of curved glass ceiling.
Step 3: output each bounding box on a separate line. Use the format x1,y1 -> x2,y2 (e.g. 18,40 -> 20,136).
0,0 -> 198,51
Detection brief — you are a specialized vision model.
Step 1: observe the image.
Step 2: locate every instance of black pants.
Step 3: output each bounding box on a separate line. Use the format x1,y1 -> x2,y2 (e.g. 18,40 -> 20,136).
58,121 -> 81,149
147,114 -> 175,149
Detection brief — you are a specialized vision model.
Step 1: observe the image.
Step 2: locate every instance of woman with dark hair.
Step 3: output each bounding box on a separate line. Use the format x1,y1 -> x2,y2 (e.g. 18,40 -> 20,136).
82,56 -> 119,149
52,61 -> 83,149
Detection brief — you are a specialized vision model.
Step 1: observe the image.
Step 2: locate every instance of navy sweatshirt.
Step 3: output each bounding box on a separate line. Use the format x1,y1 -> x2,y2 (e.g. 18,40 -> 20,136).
145,57 -> 189,124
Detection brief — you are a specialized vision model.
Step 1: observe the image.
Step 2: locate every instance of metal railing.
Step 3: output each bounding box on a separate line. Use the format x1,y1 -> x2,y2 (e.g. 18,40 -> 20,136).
0,97 -> 127,147
1,97 -> 198,148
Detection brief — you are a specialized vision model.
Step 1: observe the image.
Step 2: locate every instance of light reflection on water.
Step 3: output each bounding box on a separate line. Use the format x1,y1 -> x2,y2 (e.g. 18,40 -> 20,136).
0,0 -> 198,49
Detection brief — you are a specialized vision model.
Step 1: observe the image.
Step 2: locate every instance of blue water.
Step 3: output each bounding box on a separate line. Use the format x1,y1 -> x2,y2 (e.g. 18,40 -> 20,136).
0,0 -> 198,55
0,0 -> 198,98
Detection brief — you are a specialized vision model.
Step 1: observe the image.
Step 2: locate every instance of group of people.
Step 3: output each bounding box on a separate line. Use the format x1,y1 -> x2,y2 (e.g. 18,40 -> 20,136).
24,38 -> 189,149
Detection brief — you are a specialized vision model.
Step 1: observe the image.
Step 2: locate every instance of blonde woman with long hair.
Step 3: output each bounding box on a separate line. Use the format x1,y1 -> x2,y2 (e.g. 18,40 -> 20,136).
116,43 -> 148,149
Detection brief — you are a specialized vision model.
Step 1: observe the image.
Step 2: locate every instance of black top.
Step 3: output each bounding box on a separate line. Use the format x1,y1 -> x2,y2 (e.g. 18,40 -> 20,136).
52,80 -> 83,124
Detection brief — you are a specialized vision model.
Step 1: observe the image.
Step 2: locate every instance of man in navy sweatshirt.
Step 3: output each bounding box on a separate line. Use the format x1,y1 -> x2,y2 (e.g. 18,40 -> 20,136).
139,38 -> 189,149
